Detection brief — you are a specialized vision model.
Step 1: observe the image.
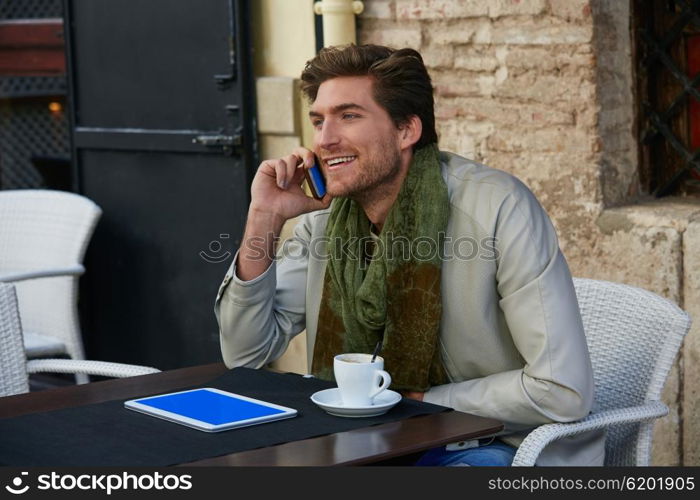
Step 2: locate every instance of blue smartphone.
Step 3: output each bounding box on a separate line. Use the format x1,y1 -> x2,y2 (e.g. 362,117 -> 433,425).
304,157 -> 327,199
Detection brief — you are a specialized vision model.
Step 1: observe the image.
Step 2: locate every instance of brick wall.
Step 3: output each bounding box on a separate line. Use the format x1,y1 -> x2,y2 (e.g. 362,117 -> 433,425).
358,0 -> 601,262
357,0 -> 699,465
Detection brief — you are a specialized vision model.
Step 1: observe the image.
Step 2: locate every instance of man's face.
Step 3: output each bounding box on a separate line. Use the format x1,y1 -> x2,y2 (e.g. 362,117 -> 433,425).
309,76 -> 403,198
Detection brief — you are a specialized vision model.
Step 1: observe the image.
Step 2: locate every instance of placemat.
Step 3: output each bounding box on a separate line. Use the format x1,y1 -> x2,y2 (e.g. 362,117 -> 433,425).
0,367 -> 447,466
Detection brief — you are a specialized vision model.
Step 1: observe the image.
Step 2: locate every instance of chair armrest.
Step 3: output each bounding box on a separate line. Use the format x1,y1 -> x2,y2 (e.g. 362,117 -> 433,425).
26,359 -> 160,379
0,265 -> 85,283
511,401 -> 668,466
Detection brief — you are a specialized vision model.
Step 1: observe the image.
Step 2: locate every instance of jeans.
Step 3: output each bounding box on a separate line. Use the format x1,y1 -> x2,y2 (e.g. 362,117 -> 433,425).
414,438 -> 517,466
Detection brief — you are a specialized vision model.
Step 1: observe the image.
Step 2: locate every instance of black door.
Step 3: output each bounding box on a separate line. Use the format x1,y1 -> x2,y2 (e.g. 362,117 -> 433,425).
64,0 -> 256,368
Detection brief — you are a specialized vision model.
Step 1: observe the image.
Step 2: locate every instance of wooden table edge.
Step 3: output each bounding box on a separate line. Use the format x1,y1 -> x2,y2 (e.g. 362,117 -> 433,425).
179,411 -> 504,467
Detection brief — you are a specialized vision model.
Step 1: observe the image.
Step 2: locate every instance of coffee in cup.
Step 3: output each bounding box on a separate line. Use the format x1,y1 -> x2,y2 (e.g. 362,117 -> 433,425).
333,353 -> 392,407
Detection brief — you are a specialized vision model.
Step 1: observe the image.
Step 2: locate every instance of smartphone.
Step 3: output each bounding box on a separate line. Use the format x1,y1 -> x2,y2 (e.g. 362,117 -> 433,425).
304,156 -> 327,199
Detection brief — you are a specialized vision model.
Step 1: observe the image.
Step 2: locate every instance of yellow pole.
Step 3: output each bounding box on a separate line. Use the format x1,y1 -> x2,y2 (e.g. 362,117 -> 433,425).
313,0 -> 364,47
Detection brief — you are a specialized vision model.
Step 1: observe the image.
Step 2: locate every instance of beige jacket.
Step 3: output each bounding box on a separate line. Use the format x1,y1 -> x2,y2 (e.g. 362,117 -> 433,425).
215,151 -> 605,466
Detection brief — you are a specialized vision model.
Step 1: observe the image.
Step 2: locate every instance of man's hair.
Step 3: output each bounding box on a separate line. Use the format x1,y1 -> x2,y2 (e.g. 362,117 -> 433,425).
300,44 -> 438,149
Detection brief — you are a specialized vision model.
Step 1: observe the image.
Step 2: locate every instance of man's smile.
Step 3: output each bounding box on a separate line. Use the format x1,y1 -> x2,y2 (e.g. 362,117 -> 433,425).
324,155 -> 357,170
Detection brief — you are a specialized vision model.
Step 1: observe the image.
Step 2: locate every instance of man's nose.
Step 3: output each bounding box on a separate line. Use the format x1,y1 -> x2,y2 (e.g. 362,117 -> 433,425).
317,121 -> 340,149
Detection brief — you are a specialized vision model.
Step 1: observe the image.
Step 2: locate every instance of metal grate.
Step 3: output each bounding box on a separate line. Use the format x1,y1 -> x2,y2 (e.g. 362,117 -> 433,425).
0,0 -> 70,190
0,0 -> 63,19
0,76 -> 66,99
0,98 -> 70,189
637,0 -> 700,197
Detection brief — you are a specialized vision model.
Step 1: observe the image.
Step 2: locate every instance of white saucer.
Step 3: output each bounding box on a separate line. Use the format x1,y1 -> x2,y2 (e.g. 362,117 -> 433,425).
310,388 -> 402,418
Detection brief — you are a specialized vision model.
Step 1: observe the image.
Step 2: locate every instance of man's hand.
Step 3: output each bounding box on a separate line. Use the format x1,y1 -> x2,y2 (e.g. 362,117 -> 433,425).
249,147 -> 331,221
400,391 -> 425,402
237,148 -> 332,281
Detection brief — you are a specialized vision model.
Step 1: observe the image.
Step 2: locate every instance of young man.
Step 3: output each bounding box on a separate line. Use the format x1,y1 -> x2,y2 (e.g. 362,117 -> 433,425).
215,44 -> 603,466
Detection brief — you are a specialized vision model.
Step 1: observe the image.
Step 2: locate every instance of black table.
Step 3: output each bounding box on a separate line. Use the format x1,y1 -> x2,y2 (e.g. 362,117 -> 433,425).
0,363 -> 504,466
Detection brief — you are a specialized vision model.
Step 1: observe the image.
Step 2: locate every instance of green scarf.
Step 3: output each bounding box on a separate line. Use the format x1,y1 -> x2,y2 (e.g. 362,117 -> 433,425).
311,143 -> 450,391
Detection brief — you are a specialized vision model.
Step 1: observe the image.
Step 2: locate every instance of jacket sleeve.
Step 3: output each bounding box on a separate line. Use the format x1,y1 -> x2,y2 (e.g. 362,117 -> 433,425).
423,180 -> 595,431
214,215 -> 312,369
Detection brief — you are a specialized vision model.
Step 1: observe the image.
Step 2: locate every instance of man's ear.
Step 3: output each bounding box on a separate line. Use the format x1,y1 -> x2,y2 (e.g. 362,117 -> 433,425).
399,115 -> 423,150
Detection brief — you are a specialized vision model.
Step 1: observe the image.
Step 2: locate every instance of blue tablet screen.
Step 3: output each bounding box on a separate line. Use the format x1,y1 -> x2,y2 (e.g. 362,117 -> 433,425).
138,389 -> 286,425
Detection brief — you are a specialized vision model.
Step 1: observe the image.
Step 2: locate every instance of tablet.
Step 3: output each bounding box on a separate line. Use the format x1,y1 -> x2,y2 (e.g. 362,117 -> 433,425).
124,388 -> 297,432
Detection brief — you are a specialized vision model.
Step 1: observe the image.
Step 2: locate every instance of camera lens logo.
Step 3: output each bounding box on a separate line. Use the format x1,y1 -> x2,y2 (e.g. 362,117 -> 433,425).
5,472 -> 29,495
200,234 -> 232,263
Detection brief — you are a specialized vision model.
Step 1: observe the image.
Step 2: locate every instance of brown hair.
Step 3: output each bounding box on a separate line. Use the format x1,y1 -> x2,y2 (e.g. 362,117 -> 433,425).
300,44 -> 438,149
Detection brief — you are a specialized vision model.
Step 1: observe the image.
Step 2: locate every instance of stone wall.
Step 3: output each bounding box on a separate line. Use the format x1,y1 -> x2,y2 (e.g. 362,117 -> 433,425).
357,0 -> 699,465
360,0 -> 601,260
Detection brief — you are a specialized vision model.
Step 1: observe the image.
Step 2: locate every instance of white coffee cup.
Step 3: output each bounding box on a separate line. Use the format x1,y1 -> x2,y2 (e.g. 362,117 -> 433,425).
333,353 -> 392,407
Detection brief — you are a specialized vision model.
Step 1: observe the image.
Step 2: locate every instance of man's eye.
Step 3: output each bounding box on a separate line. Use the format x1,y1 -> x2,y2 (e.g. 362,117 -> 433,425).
312,120 -> 323,128
342,113 -> 359,120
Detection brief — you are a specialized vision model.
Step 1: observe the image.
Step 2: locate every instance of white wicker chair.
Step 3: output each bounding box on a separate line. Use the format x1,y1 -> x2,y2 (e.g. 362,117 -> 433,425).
0,190 -> 101,376
0,282 -> 159,398
512,278 -> 691,466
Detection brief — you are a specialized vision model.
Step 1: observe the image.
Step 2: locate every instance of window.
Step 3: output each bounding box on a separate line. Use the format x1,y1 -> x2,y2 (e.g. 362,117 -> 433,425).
634,0 -> 700,197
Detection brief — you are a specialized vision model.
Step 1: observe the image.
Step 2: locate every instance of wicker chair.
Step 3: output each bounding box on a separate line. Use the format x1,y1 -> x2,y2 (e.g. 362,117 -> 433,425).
512,278 -> 691,466
0,282 -> 159,398
0,190 -> 101,377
